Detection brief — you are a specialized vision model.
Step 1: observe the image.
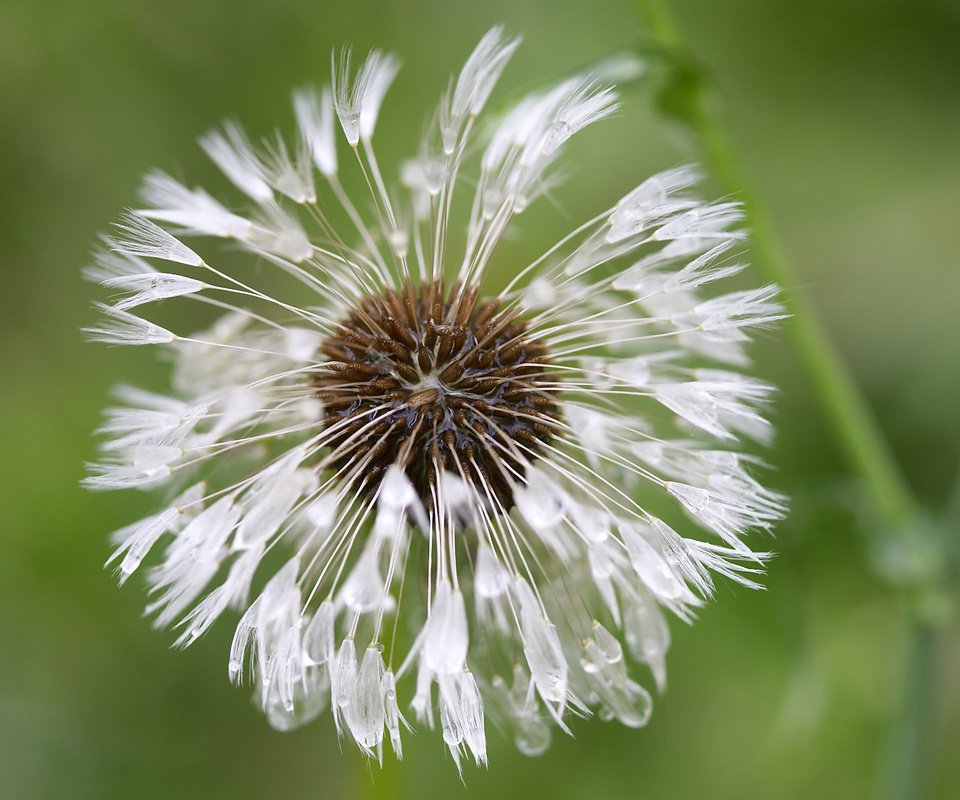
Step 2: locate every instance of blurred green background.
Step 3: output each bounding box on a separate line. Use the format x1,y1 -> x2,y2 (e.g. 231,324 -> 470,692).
1,0 -> 958,797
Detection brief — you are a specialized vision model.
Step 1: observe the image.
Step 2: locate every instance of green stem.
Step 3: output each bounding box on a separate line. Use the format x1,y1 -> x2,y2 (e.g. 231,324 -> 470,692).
633,2 -> 939,799
883,618 -> 939,800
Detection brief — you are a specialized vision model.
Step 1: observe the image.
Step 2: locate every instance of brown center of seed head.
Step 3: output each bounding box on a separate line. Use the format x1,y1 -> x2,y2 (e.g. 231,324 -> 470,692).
313,280 -> 561,515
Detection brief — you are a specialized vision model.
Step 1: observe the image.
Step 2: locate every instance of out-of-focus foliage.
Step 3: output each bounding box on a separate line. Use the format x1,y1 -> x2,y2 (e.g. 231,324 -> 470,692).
0,0 -> 957,798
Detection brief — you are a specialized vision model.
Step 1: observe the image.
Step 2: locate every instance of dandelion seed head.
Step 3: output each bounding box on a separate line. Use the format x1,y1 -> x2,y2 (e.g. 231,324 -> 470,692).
85,27 -> 785,768
313,279 -> 560,512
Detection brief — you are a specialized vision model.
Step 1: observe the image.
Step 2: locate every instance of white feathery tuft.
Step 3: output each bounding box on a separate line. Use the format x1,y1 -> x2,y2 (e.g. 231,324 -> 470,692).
294,85 -> 338,176
107,212 -> 203,267
200,122 -> 274,203
83,303 -> 175,346
138,171 -> 254,238
333,48 -> 401,146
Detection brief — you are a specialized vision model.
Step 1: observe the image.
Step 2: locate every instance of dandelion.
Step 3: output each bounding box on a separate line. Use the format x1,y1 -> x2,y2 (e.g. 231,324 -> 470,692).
85,26 -> 786,769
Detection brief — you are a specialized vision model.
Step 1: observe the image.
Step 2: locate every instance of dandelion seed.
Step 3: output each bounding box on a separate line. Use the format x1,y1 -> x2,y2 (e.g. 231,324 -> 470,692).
86,28 -> 785,768
107,212 -> 203,267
